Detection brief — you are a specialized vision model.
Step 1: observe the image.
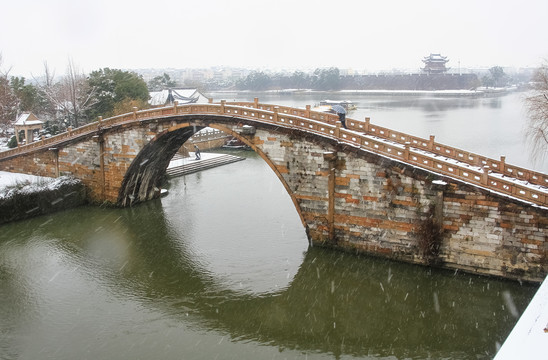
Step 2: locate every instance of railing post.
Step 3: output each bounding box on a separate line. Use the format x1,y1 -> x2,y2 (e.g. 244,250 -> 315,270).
472,154 -> 480,166
173,100 -> 178,113
334,122 -> 341,139
305,104 -> 311,118
97,116 -> 102,129
68,126 -> 73,136
254,97 -> 259,108
273,106 -> 279,122
428,135 -> 435,151
482,166 -> 489,185
220,99 -> 226,114
404,142 -> 411,161
364,117 -> 371,133
500,156 -> 506,173
208,98 -> 213,104
133,107 -> 138,120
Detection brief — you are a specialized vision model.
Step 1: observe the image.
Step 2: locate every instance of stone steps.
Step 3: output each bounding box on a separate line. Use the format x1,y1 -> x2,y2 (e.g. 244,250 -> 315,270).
166,154 -> 245,178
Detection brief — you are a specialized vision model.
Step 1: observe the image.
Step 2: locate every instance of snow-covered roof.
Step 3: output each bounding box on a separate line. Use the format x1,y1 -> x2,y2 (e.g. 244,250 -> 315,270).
149,88 -> 209,106
423,53 -> 448,61
14,113 -> 43,126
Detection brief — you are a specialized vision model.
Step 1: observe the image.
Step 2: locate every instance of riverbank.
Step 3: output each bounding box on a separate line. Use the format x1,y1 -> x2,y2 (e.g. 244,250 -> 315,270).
212,85 -> 518,97
0,172 -> 86,224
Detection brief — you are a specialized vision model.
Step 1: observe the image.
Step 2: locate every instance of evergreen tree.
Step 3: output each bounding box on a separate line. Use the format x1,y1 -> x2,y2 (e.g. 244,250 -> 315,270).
237,71 -> 271,91
148,73 -> 176,91
87,68 -> 150,119
10,77 -> 49,116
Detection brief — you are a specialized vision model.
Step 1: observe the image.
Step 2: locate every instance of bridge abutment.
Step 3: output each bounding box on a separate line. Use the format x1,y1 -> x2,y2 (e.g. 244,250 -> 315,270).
249,127 -> 546,282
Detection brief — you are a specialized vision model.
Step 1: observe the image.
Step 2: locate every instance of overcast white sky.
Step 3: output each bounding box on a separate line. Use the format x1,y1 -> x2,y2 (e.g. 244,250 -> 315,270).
2,0 -> 547,77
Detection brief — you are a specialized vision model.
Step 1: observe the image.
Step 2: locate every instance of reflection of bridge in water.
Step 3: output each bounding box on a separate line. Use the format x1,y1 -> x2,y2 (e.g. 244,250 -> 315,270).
13,202 -> 532,359
0,99 -> 546,281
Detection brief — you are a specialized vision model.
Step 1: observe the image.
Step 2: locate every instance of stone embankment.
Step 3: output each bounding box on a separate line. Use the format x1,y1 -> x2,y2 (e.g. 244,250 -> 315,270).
0,176 -> 86,224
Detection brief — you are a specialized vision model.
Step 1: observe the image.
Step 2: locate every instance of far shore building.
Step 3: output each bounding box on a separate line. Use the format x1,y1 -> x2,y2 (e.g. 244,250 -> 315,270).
149,88 -> 210,107
422,53 -> 450,74
14,112 -> 43,146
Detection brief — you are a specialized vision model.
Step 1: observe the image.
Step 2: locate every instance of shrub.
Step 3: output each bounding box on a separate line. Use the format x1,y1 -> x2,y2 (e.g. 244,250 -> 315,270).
7,135 -> 17,148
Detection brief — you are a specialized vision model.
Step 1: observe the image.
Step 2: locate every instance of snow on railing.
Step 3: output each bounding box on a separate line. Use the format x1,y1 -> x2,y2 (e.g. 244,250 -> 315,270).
0,99 -> 546,206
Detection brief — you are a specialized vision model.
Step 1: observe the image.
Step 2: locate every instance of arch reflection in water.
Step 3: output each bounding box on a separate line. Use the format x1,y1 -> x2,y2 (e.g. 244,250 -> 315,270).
0,151 -> 538,359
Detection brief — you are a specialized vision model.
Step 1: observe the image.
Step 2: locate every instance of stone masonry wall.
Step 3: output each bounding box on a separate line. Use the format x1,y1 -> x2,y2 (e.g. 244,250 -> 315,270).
99,127 -> 154,202
0,151 -> 57,178
0,127 -> 157,204
252,127 -> 547,282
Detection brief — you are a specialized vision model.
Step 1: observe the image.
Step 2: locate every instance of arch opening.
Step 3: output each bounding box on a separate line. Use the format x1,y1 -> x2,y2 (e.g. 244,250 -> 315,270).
118,125 -> 204,206
117,119 -> 310,235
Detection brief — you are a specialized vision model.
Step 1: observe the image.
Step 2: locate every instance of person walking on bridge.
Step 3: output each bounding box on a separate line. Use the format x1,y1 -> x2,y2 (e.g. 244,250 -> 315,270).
331,105 -> 347,129
194,145 -> 201,160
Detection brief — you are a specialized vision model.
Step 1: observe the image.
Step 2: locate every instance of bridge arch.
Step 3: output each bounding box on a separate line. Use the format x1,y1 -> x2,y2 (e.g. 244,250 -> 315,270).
117,123 -> 205,206
116,114 -> 342,232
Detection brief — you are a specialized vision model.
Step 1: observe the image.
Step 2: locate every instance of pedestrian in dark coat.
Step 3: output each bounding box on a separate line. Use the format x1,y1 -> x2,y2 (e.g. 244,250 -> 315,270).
338,112 -> 347,129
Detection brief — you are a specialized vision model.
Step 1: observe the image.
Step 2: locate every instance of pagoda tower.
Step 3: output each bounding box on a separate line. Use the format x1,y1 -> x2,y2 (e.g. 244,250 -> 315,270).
421,53 -> 449,74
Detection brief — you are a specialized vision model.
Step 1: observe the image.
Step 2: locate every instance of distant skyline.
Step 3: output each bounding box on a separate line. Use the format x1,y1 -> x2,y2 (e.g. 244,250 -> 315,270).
2,0 -> 547,78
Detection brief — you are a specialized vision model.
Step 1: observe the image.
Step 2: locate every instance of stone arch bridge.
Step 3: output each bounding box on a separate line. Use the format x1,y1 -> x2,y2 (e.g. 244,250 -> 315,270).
1,99 -> 546,281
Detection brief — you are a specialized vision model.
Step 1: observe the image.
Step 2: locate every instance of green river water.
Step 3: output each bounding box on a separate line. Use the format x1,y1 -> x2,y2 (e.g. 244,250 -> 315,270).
0,151 -> 538,360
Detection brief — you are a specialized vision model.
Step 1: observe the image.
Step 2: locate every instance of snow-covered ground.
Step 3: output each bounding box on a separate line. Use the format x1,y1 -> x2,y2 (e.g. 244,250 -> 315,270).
167,152 -> 225,168
0,171 -> 81,202
494,276 -> 548,359
0,137 -> 10,152
0,171 -> 53,189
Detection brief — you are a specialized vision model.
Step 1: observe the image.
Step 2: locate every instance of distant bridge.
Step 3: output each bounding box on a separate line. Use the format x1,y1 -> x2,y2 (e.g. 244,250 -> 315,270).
0,98 -> 546,281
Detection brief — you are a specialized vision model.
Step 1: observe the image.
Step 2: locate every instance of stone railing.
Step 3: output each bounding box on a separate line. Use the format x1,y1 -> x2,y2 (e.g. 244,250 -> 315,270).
189,128 -> 230,143
1,99 -> 546,206
350,118 -> 548,189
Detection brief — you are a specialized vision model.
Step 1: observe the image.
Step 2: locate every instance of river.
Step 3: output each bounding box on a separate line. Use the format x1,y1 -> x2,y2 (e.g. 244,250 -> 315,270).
0,92 -> 542,359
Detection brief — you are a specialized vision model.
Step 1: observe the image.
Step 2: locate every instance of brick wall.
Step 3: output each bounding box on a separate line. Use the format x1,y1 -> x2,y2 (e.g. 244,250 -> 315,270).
253,128 -> 547,282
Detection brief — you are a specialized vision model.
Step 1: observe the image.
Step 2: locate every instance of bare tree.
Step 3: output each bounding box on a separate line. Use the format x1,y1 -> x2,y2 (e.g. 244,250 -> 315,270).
40,60 -> 96,128
525,63 -> 548,164
0,54 -> 19,126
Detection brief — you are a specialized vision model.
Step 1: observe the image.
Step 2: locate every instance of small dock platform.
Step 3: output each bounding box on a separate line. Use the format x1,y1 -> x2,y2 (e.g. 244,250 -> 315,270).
166,152 -> 245,178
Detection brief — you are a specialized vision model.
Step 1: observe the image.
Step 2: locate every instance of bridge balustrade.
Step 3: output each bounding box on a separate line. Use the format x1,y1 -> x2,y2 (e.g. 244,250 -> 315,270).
353,119 -> 548,188
190,128 -> 229,142
0,100 -> 546,206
